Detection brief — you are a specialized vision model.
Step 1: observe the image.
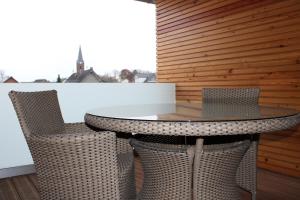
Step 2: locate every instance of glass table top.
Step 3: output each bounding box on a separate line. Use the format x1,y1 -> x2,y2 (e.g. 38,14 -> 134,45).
86,103 -> 299,122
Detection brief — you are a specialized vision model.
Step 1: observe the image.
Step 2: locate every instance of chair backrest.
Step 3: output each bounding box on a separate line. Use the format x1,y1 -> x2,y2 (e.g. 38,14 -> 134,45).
202,88 -> 260,105
9,90 -> 65,137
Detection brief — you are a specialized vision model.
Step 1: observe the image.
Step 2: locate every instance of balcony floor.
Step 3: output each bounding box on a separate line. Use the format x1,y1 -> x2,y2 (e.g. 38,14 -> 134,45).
0,157 -> 299,200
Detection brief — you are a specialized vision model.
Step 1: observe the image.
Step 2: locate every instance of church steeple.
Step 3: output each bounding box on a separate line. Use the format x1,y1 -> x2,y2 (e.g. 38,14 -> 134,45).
77,46 -> 84,74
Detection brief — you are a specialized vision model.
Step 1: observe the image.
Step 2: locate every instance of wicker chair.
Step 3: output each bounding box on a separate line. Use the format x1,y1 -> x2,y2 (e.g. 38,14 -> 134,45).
9,90 -> 136,200
202,88 -> 260,200
202,88 -> 260,105
131,138 -> 249,200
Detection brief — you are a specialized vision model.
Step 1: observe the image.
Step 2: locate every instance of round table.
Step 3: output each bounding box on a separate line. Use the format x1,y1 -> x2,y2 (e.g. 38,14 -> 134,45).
85,103 -> 299,136
85,103 -> 300,200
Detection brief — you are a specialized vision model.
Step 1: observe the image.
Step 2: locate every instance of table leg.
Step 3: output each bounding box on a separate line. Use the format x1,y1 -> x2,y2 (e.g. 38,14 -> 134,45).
192,137 -> 204,200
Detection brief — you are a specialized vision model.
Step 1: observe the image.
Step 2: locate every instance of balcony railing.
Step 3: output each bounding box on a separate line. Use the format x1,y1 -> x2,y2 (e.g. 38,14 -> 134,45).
0,83 -> 175,178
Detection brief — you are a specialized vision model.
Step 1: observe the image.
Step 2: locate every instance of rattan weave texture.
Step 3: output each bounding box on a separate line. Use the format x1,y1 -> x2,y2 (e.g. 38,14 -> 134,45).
202,88 -> 260,200
85,113 -> 299,136
194,140 -> 249,200
9,90 -> 136,200
131,139 -> 249,200
202,88 -> 260,104
130,139 -> 194,200
83,88 -> 299,200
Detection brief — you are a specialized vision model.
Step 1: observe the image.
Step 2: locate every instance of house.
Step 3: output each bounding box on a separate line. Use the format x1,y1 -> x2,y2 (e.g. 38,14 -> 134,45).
66,47 -> 102,83
120,69 -> 156,83
3,76 -> 18,83
135,72 -> 156,83
33,79 -> 50,83
66,67 -> 102,83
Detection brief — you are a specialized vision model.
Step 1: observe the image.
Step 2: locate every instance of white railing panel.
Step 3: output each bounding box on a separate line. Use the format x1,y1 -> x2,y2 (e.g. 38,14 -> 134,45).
0,83 -> 175,169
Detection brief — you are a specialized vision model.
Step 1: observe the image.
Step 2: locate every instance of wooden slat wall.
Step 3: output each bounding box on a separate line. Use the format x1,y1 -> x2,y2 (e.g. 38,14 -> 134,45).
156,0 -> 300,177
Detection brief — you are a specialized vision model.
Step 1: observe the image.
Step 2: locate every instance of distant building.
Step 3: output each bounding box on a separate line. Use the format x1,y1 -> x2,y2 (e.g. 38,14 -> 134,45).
3,76 -> 18,83
66,47 -> 102,83
120,69 -> 156,83
67,67 -> 102,83
135,72 -> 156,83
33,79 -> 50,83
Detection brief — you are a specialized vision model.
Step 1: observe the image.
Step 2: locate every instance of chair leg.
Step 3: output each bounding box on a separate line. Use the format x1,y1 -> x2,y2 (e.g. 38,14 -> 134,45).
236,134 -> 260,200
251,191 -> 257,200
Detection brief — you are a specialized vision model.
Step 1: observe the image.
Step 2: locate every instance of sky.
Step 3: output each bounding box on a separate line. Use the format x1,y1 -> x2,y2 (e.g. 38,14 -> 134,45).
0,0 -> 156,82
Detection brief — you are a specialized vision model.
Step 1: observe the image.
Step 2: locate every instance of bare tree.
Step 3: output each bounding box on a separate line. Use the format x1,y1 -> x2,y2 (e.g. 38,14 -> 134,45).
0,70 -> 7,82
112,70 -> 120,79
99,73 -> 118,83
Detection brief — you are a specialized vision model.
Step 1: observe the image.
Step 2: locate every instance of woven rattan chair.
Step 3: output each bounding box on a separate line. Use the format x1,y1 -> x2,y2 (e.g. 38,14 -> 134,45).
9,90 -> 136,200
131,138 -> 249,200
202,88 -> 260,200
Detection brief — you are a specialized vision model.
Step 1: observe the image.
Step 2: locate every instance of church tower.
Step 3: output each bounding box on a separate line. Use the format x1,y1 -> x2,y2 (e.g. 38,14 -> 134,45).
77,46 -> 84,74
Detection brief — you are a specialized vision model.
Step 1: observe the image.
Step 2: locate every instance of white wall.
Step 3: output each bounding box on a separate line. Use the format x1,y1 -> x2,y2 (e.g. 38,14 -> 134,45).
0,83 -> 175,169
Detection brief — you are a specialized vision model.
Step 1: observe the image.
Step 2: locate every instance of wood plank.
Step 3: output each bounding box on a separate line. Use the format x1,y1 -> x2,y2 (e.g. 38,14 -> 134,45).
12,176 -> 40,200
157,0 -> 225,21
157,0 -> 300,40
258,156 -> 300,172
157,1 -> 299,46
158,59 -> 298,74
157,41 -> 300,67
0,179 -> 20,200
176,100 -> 300,110
258,161 -> 300,178
1,158 -> 300,199
156,0 -> 190,14
176,85 -> 300,92
256,167 -> 300,199
174,95 -> 300,107
261,91 -> 300,98
158,3 -> 300,46
259,144 -> 300,158
159,70 -> 300,82
27,174 -> 39,191
158,30 -> 300,59
158,65 -> 300,79
259,98 -> 300,106
176,90 -> 300,100
264,130 -> 300,138
157,0 -> 241,29
258,150 -> 300,164
156,0 -> 183,12
259,139 -> 300,152
174,78 -> 300,86
157,51 -> 300,70
157,25 -> 300,56
157,0 -> 300,177
157,0 -> 273,35
259,103 -> 300,111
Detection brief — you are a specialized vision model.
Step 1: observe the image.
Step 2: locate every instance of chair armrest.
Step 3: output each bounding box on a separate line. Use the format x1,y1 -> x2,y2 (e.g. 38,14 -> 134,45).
64,123 -> 133,155
64,122 -> 93,133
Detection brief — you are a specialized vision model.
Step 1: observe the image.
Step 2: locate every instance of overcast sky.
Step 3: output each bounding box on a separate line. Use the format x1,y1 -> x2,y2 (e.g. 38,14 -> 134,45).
0,0 -> 156,82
